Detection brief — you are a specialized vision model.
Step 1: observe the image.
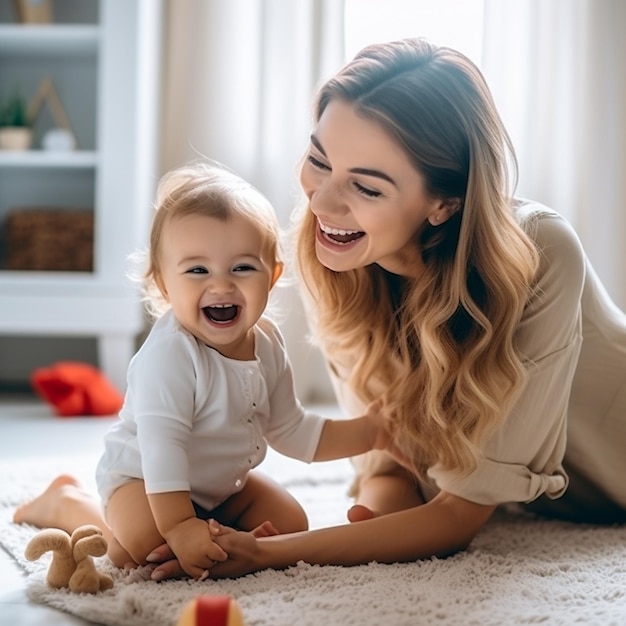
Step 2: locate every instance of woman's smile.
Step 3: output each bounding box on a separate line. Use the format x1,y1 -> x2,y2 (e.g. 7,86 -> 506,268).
318,219 -> 365,245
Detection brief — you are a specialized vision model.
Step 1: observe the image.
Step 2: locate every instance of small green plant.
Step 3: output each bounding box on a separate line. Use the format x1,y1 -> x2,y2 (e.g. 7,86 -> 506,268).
0,93 -> 30,127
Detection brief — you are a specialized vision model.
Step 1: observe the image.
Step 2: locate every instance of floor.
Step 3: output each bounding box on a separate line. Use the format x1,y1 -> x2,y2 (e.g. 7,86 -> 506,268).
0,395 -> 343,626
0,394 -> 113,625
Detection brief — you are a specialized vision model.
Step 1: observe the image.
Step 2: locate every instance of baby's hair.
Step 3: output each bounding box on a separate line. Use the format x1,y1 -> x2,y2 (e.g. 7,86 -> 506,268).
139,160 -> 282,318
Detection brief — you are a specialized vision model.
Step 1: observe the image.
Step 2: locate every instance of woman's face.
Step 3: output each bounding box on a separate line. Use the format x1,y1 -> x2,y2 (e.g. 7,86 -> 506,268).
300,99 -> 446,277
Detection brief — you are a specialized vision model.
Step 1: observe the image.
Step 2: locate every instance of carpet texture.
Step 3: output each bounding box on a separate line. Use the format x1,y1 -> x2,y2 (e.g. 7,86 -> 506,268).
1,453 -> 626,626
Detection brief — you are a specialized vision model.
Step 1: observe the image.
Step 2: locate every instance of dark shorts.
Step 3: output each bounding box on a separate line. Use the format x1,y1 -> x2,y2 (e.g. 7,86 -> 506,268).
192,501 -> 212,520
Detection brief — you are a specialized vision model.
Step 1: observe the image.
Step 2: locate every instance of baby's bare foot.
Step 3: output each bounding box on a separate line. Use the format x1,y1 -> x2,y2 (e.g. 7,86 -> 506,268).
347,504 -> 377,523
250,520 -> 280,538
13,474 -> 82,527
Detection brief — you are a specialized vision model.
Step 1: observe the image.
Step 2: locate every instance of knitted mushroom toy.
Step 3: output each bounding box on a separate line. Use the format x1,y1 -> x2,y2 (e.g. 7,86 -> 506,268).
24,524 -> 113,594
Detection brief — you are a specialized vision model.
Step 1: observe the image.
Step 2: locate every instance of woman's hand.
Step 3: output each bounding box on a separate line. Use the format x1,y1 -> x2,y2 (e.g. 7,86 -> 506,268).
146,520 -> 279,581
145,543 -> 184,581
208,524 -> 266,579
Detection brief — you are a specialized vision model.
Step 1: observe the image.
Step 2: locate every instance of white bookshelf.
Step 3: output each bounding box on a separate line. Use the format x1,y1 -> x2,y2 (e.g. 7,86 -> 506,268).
0,0 -> 164,392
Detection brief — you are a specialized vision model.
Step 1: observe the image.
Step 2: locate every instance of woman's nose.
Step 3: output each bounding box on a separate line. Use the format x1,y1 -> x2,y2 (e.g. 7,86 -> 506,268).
311,180 -> 347,217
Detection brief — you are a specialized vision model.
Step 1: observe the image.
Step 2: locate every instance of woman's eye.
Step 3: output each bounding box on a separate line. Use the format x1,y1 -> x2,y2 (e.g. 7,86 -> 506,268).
307,154 -> 330,171
354,182 -> 381,198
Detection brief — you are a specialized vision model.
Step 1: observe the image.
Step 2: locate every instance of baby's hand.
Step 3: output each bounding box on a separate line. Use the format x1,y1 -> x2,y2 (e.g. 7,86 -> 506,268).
164,517 -> 227,579
365,397 -> 393,451
366,398 -> 415,471
145,520 -> 279,582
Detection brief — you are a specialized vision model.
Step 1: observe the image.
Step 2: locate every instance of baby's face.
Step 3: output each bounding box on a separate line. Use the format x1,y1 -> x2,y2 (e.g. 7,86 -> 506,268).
157,212 -> 279,360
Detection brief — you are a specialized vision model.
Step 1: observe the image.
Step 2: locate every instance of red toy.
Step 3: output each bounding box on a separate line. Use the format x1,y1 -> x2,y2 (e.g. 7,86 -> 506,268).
177,595 -> 244,626
30,361 -> 124,417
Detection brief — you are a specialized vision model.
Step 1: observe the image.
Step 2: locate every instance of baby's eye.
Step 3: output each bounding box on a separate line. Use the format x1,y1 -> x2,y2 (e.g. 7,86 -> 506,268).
233,264 -> 257,273
307,154 -> 330,171
354,182 -> 381,198
186,266 -> 208,274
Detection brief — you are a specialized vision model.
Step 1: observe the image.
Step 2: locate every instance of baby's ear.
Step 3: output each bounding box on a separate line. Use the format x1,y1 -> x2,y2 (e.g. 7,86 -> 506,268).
154,274 -> 169,300
270,262 -> 284,289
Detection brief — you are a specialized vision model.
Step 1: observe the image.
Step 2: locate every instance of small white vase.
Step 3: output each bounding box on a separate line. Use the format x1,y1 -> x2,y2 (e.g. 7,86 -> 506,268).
0,127 -> 33,150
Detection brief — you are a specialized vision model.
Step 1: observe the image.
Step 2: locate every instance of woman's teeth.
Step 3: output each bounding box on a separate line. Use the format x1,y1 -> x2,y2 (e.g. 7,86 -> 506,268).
320,224 -> 361,237
319,221 -> 365,245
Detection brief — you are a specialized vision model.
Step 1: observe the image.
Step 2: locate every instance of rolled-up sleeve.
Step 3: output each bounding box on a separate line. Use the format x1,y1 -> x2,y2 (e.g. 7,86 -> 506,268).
429,209 -> 586,505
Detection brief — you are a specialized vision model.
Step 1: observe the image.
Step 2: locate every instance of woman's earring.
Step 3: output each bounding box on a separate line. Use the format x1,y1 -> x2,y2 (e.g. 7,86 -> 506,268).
429,214 -> 442,227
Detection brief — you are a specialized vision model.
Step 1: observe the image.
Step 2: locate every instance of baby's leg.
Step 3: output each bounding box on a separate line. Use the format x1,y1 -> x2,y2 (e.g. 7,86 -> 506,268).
104,479 -> 165,567
212,471 -> 308,533
348,465 -> 424,522
13,475 -> 113,542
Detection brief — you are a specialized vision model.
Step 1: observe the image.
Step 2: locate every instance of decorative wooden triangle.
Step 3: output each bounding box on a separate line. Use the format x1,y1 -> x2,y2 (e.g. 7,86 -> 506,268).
27,76 -> 78,148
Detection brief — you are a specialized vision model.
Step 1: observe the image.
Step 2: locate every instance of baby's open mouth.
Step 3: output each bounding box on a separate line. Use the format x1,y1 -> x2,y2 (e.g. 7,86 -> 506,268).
319,222 -> 365,244
203,304 -> 239,323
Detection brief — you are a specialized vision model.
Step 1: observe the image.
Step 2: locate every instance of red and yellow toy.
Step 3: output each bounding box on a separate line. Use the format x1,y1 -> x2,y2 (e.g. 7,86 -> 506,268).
177,595 -> 244,626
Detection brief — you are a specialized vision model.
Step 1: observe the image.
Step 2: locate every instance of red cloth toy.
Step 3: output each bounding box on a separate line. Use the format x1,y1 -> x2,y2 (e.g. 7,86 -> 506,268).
31,361 -> 124,417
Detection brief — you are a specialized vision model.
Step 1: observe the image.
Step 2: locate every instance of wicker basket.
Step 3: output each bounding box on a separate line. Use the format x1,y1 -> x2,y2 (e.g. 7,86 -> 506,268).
4,208 -> 94,271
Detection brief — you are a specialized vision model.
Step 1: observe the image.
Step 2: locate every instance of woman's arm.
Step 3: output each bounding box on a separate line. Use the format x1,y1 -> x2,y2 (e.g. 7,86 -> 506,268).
148,491 -> 495,580
217,491 -> 494,575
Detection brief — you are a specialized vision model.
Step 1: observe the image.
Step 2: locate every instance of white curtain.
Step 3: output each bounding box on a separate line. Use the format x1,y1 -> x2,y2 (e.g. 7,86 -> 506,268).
481,0 -> 626,307
158,1 -> 626,401
160,0 -> 346,401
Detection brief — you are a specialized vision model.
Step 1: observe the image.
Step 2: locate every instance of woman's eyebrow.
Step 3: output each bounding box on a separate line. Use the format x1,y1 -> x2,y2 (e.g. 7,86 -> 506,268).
310,134 -> 326,155
310,134 -> 396,186
349,166 -> 396,186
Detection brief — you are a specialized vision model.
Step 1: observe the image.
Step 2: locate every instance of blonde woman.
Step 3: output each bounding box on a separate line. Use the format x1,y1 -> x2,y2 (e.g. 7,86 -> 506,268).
141,37 -> 626,579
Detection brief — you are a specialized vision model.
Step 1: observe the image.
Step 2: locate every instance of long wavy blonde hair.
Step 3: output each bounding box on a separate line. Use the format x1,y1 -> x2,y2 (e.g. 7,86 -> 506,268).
295,38 -> 540,477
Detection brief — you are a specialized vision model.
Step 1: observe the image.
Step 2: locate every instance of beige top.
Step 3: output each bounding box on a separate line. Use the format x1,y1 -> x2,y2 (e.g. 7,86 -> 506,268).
332,202 -> 626,511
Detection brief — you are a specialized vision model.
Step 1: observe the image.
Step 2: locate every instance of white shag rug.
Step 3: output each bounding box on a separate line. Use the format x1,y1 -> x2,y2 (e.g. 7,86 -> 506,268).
1,452 -> 626,626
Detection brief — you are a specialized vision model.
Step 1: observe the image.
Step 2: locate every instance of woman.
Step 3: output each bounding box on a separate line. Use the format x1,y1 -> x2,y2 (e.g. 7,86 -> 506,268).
184,36 -> 626,578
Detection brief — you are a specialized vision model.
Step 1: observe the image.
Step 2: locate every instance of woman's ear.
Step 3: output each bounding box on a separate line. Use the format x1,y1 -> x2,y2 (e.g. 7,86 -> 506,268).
270,262 -> 284,289
427,197 -> 462,227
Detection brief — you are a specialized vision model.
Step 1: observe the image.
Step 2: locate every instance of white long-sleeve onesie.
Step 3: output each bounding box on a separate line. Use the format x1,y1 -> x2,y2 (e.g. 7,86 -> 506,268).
95,310 -> 326,512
